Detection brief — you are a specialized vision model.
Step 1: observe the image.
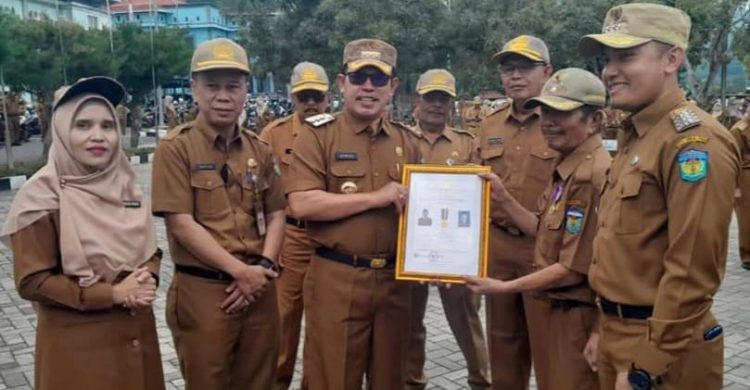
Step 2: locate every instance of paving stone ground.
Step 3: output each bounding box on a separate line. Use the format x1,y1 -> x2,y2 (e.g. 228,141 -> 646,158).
0,162 -> 749,389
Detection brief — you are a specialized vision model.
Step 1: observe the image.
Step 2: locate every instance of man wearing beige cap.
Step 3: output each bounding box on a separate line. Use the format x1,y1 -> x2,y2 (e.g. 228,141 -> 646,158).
152,37 -> 286,389
259,61 -> 330,390
405,69 -> 491,390
286,38 -> 421,390
467,68 -> 611,390
475,34 -> 557,390
579,4 -> 740,390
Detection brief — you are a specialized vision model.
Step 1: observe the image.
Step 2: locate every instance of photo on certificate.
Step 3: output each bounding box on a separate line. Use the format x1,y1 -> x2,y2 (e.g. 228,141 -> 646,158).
396,164 -> 491,284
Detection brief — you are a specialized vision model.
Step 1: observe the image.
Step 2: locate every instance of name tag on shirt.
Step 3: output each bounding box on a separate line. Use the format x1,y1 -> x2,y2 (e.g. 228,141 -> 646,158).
194,162 -> 217,171
335,152 -> 358,161
488,137 -> 504,145
123,200 -> 142,208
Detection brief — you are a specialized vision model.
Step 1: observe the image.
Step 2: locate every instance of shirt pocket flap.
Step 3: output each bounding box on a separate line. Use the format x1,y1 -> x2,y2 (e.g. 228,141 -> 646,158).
330,162 -> 366,178
190,171 -> 223,190
619,174 -> 642,199
480,147 -> 504,161
530,147 -> 555,160
545,208 -> 565,230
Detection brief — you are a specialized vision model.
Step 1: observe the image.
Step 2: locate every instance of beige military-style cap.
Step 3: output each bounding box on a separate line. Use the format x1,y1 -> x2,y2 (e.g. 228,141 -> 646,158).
416,69 -> 456,97
524,68 -> 605,111
190,38 -> 250,74
290,62 -> 329,94
579,3 -> 691,56
343,38 -> 398,76
492,35 -> 550,64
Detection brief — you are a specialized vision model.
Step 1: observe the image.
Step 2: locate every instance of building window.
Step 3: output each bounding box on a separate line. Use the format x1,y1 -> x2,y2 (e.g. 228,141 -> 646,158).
196,16 -> 200,21
88,15 -> 99,29
184,16 -> 188,21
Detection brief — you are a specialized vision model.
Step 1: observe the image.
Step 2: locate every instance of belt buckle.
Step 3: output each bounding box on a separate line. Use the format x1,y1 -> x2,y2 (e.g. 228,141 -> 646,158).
370,258 -> 387,269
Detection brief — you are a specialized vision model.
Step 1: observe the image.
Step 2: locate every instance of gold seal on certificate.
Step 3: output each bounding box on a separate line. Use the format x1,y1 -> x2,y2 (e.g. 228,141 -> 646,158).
396,164 -> 491,283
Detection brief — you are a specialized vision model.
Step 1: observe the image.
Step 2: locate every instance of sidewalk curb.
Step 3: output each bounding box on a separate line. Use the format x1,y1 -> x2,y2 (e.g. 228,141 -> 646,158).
0,153 -> 155,192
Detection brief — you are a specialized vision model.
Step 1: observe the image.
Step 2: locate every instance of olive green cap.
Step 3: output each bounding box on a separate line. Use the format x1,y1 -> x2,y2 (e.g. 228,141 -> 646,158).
190,38 -> 250,74
579,3 -> 691,56
416,69 -> 456,97
343,38 -> 397,75
290,62 -> 329,94
524,68 -> 605,111
492,35 -> 550,64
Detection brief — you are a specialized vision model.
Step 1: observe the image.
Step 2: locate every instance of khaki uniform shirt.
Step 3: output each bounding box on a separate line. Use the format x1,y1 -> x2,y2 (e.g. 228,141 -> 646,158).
589,90 -> 741,375
477,103 -> 558,240
286,111 -> 421,257
259,113 -> 303,179
416,124 -> 478,165
730,117 -> 750,169
151,118 -> 286,270
534,135 -> 611,304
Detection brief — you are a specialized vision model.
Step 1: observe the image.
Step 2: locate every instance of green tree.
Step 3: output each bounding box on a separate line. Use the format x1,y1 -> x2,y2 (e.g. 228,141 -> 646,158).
112,23 -> 193,148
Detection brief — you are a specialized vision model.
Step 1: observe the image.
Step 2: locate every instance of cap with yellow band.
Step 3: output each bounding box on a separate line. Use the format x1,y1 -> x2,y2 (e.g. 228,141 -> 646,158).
290,62 -> 329,94
190,38 -> 250,74
416,69 -> 456,97
579,3 -> 691,56
343,38 -> 397,76
492,35 -> 550,64
524,68 -> 606,111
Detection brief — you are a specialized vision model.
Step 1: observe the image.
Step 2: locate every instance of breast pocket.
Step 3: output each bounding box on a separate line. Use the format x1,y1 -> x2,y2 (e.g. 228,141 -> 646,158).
240,174 -> 270,214
526,147 -> 556,188
614,173 -> 643,234
539,208 -> 565,259
480,147 -> 505,173
330,162 -> 367,193
190,171 -> 227,216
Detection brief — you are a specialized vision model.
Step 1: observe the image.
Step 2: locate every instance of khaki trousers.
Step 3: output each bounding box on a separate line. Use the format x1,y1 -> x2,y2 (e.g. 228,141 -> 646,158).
486,227 -> 551,390
736,169 -> 750,262
548,303 -> 599,390
166,272 -> 279,390
303,255 -> 411,390
597,312 -> 723,390
275,225 -> 313,389
405,283 -> 490,389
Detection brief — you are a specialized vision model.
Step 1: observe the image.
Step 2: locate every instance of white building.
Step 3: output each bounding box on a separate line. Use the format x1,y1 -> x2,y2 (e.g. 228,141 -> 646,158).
0,0 -> 113,29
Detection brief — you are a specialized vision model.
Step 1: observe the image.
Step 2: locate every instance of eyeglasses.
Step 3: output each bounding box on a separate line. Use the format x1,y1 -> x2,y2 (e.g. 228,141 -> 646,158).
347,71 -> 391,87
499,62 -> 546,77
296,90 -> 326,103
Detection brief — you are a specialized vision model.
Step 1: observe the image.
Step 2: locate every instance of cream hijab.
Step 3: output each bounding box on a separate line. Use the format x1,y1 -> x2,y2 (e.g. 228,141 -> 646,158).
1,93 -> 157,287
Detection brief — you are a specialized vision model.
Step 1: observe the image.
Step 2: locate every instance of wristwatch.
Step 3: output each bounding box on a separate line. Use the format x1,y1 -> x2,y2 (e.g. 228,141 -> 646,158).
628,364 -> 657,390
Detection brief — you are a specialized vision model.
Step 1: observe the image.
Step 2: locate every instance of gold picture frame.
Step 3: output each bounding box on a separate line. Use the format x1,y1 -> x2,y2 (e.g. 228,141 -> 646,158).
396,164 -> 491,284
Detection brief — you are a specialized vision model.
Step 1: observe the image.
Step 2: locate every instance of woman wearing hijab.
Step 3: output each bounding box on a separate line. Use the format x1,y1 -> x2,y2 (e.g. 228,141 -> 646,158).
0,77 -> 165,390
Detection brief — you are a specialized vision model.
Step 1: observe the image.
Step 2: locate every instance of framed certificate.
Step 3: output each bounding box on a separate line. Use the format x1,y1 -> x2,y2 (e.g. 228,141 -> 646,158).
396,164 -> 491,284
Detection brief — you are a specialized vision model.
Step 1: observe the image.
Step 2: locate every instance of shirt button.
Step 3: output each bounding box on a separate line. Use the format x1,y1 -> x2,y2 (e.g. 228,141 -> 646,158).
131,339 -> 140,348
515,146 -> 521,151
207,181 -> 213,186
346,169 -> 352,174
374,172 -> 379,177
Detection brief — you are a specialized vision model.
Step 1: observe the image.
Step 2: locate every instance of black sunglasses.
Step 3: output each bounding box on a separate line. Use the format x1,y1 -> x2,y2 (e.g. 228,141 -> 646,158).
296,90 -> 326,103
346,71 -> 391,87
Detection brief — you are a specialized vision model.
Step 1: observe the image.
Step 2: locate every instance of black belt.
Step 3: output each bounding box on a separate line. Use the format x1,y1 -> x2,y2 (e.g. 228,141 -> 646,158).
598,297 -> 653,319
550,298 -> 596,311
315,247 -> 395,269
286,216 -> 306,228
175,264 -> 233,281
175,257 -> 278,282
492,222 -> 525,237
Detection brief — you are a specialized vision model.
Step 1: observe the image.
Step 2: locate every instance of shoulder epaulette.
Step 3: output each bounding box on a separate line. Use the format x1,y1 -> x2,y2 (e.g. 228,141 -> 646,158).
486,99 -> 511,118
241,127 -> 267,144
451,127 -> 476,139
305,113 -> 336,128
670,106 -> 701,133
732,119 -> 748,132
264,115 -> 293,131
392,120 -> 422,138
161,122 -> 193,141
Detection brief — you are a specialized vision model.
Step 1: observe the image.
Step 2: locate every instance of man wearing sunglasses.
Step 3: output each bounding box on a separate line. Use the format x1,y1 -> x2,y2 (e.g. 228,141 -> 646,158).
476,35 -> 557,390
286,38 -> 422,390
405,69 -> 491,390
259,61 -> 330,390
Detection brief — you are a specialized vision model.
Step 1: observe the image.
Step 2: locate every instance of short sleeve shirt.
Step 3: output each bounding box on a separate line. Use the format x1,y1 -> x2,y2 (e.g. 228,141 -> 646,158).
151,118 -> 286,269
285,111 -> 421,257
534,135 -> 611,303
